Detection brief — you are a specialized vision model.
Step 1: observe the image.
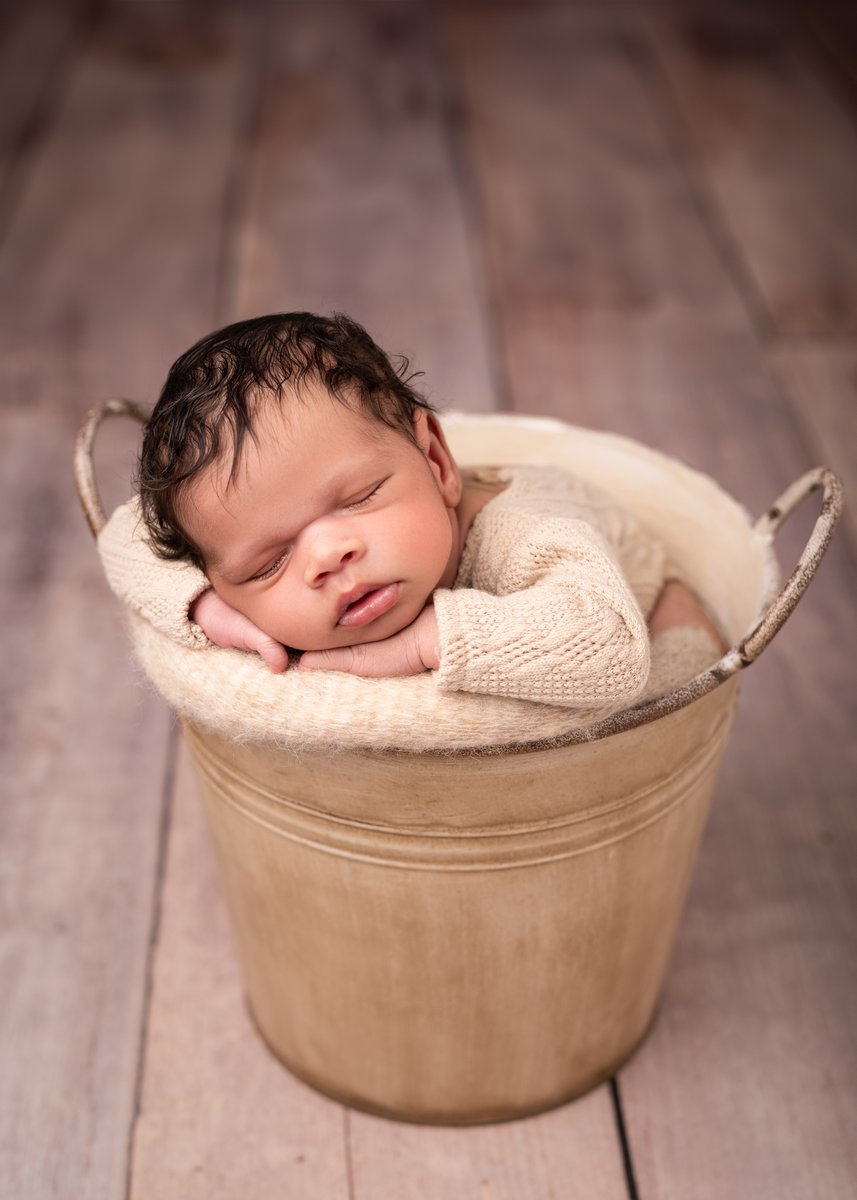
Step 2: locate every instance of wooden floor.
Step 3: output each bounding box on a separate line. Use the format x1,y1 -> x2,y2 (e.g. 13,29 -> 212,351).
2,0 -> 856,1196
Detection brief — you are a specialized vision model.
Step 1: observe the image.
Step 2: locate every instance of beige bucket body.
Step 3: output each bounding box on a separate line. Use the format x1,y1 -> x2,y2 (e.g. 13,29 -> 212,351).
186,673 -> 738,1122
74,406 -> 842,1124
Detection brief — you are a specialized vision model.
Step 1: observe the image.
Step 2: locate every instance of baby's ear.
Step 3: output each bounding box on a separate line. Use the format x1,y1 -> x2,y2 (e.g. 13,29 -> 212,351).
413,409 -> 462,507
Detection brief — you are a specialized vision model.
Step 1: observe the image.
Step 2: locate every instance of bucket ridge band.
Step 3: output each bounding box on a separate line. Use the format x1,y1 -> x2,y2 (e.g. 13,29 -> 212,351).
185,703 -> 735,871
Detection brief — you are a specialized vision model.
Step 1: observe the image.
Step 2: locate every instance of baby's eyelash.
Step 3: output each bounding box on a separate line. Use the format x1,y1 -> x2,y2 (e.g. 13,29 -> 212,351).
347,481 -> 385,509
252,550 -> 289,581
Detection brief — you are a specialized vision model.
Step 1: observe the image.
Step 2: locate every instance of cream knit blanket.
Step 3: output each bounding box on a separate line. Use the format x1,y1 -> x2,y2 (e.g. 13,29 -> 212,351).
126,611 -> 719,752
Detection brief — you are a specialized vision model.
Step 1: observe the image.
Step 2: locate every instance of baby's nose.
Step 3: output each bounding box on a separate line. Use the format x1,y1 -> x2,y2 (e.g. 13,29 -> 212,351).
304,537 -> 363,587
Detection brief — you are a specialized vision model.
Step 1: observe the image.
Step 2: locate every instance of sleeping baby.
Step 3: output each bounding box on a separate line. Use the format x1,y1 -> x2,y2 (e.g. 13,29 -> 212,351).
99,311 -> 723,710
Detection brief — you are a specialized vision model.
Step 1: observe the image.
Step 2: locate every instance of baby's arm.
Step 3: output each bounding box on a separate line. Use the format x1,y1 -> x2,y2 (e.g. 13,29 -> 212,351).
98,498 -> 211,649
98,497 -> 290,669
192,562 -> 725,697
195,576 -> 725,688
296,583 -> 726,682
298,605 -> 440,677
430,517 -> 651,708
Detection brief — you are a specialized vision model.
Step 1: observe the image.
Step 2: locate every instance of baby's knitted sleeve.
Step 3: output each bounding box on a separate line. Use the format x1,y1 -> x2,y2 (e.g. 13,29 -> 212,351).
432,510 -> 650,708
97,497 -> 212,649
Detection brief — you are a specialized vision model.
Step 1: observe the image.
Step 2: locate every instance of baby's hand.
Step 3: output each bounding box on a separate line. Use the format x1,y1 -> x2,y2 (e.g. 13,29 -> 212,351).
191,588 -> 290,673
299,606 -> 440,678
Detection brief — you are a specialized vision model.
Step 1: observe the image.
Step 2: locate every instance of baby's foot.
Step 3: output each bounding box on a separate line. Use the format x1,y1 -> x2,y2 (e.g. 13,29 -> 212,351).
648,580 -> 725,652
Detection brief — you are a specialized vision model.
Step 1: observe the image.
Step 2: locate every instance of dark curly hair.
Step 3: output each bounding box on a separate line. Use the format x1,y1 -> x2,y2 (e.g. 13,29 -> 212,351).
137,311 -> 433,568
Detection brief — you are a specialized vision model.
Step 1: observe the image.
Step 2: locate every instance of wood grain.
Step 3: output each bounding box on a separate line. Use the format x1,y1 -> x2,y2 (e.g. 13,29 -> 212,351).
441,1 -> 802,506
0,1 -> 76,239
0,2 -> 73,167
0,9 -> 248,1197
349,1093 -> 629,1200
4,0 -> 856,1194
441,2 -> 857,1197
130,0 -> 631,1189
230,0 -> 498,413
645,0 -> 857,336
129,745 -> 351,1200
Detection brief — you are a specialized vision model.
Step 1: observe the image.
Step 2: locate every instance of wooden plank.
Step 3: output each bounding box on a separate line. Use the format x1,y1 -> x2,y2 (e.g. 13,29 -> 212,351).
0,2 -> 76,234
0,411 -> 174,1200
441,2 -> 857,1197
645,0 -> 857,336
0,2 -> 73,160
799,0 -> 857,114
0,12 -> 251,1198
441,1 -> 750,324
349,1094 -> 629,1199
622,654 -> 857,1199
230,0 -> 498,413
129,745 -> 351,1200
440,1 -> 792,506
0,28 -> 247,405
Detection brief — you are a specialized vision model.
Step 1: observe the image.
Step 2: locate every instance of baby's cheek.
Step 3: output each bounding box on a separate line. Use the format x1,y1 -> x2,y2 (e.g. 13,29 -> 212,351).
246,592 -> 303,650
422,521 -> 458,590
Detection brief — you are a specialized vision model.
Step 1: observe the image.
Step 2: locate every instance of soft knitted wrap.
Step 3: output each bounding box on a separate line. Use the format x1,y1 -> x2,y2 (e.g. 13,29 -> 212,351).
125,612 -> 719,752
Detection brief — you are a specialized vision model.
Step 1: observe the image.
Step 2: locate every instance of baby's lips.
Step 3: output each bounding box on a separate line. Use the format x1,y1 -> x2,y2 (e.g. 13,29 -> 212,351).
337,583 -> 400,628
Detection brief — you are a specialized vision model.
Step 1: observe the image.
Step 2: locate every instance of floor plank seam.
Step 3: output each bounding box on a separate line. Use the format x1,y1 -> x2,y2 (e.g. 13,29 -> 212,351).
211,5 -> 273,329
0,12 -> 80,252
429,0 -> 511,414
344,1106 -> 357,1200
610,1077 -> 641,1200
123,723 -> 181,1200
638,15 -> 857,568
636,15 -> 777,345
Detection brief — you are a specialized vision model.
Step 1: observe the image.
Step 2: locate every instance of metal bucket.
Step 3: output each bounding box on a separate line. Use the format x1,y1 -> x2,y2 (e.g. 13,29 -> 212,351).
76,404 -> 842,1124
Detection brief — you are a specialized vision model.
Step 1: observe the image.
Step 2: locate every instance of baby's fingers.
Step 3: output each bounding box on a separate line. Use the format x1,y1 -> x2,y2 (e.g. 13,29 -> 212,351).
216,618 -> 289,673
253,634 -> 290,674
299,634 -> 426,678
299,646 -> 360,674
191,589 -> 289,672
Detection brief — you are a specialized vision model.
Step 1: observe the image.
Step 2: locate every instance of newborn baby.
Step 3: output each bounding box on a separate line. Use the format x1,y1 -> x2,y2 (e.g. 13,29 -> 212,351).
99,311 -> 723,709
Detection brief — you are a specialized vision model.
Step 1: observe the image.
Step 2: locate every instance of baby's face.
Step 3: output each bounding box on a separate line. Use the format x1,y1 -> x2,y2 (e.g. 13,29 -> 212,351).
181,384 -> 463,652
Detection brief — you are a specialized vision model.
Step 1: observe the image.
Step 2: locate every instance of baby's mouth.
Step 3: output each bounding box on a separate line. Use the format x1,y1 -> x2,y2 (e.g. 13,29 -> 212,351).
337,583 -> 400,628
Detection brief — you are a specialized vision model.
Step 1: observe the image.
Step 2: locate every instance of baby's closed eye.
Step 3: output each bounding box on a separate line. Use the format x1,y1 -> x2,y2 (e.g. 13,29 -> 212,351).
344,479 -> 386,510
250,548 -> 291,582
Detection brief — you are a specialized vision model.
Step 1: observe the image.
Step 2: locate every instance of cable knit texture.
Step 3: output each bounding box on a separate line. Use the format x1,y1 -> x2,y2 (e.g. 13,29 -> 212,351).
434,466 -> 668,706
99,497 -> 210,648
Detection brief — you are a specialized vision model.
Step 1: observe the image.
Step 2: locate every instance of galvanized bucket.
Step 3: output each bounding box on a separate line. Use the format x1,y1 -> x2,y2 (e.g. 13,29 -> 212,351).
76,403 -> 842,1124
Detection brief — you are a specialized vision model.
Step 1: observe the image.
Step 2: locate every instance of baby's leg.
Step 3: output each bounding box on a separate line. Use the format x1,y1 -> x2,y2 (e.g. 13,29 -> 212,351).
648,580 -> 725,652
645,580 -> 726,698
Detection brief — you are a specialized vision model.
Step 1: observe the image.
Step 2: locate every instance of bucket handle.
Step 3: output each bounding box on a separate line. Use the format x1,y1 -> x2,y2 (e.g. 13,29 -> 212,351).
736,466 -> 843,666
545,465 -> 844,748
74,398 -> 149,538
